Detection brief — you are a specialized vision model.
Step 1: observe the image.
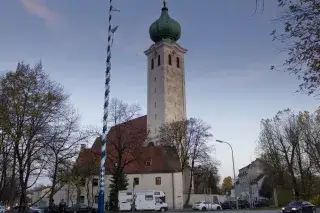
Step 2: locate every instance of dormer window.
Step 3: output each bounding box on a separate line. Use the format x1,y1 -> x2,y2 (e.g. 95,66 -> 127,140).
168,55 -> 172,65
145,159 -> 152,166
151,58 -> 154,70
176,57 -> 180,68
158,55 -> 161,66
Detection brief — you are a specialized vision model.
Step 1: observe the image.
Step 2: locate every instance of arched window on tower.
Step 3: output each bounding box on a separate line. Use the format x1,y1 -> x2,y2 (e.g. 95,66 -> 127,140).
158,55 -> 161,66
176,57 -> 180,68
168,55 -> 172,65
151,58 -> 154,70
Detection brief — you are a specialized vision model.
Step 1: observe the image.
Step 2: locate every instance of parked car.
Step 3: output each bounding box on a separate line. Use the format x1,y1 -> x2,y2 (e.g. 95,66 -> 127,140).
282,201 -> 316,213
0,205 -> 5,213
66,203 -> 97,213
238,200 -> 250,209
220,200 -> 249,210
254,199 -> 270,208
220,201 -> 235,210
6,206 -> 43,213
192,201 -> 222,211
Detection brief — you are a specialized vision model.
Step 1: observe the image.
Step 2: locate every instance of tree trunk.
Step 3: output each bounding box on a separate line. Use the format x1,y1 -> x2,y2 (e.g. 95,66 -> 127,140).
8,152 -> 17,210
49,160 -> 59,210
273,187 -> 278,207
185,164 -> 194,206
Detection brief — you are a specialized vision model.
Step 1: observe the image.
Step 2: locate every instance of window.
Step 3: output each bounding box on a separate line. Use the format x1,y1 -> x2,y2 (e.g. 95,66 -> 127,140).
151,59 -> 154,70
155,177 -> 161,185
133,177 -> 139,185
154,192 -> 160,195
126,192 -> 132,195
155,102 -> 156,108
145,160 -> 152,166
158,55 -> 161,66
94,195 -> 99,204
145,195 -> 153,201
155,114 -> 157,120
92,178 -> 98,186
176,57 -> 180,68
80,196 -> 85,203
168,55 -> 172,65
81,179 -> 85,187
154,76 -> 156,82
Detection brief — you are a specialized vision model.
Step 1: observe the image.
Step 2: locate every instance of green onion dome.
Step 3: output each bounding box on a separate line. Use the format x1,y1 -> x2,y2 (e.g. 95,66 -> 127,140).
149,2 -> 181,43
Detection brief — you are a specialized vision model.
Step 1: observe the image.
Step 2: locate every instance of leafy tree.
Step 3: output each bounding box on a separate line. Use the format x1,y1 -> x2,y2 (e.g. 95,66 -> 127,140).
271,0 -> 320,96
109,171 -> 129,211
221,176 -> 233,194
259,176 -> 273,199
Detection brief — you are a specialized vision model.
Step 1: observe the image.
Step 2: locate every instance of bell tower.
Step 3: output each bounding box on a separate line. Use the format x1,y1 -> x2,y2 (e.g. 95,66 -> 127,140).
144,1 -> 187,145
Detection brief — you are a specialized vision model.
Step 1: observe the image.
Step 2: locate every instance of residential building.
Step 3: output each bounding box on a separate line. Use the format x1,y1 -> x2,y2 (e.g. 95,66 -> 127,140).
233,158 -> 265,201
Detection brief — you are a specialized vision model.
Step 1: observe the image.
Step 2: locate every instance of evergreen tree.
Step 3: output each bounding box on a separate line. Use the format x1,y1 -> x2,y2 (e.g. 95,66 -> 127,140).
108,170 -> 129,211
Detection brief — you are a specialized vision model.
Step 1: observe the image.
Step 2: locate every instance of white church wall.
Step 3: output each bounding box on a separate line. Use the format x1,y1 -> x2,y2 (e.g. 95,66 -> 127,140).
52,172 -> 184,209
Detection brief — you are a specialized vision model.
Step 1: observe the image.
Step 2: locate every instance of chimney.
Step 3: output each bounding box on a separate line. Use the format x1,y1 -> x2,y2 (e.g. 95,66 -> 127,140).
80,144 -> 86,151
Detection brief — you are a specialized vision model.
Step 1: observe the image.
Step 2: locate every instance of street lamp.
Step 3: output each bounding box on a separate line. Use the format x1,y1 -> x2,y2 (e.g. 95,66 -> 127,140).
215,140 -> 239,210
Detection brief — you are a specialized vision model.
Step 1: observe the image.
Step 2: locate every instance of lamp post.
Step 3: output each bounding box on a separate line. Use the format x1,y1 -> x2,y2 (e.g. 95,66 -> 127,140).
215,139 -> 238,210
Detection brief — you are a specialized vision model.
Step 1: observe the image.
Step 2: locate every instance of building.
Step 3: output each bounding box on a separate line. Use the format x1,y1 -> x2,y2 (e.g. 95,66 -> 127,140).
233,158 -> 265,202
53,115 -> 185,209
40,1 -> 191,209
145,0 -> 187,144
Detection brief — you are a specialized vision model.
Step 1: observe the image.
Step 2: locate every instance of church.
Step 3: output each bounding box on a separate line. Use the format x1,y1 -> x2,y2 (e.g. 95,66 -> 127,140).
51,1 -> 190,210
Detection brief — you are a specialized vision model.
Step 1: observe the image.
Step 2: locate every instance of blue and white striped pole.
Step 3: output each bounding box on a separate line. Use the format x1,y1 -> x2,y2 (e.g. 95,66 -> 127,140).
98,1 -> 119,213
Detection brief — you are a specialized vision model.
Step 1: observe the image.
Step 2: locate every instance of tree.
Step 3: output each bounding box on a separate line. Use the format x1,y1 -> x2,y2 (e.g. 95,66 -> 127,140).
46,110 -> 92,210
159,118 -> 213,205
257,109 -> 301,199
193,163 -> 220,194
0,62 -> 69,212
109,171 -> 129,211
259,176 -> 273,199
104,98 -> 144,211
221,176 -> 233,194
270,0 -> 320,96
256,108 -> 320,201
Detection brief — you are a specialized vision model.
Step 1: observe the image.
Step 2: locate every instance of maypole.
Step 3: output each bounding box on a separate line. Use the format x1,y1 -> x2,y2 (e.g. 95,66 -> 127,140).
98,0 -> 119,213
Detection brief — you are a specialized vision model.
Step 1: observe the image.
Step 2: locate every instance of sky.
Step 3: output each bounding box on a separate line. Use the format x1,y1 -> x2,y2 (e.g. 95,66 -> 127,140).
0,0 -> 318,182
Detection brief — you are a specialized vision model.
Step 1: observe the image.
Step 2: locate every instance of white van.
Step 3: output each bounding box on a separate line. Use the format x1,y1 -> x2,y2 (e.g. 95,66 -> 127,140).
118,190 -> 168,212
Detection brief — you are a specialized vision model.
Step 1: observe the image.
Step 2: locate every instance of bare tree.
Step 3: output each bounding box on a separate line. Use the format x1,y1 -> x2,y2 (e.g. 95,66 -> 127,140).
0,62 -> 69,212
299,109 -> 320,173
257,109 -> 301,199
159,118 -> 213,205
104,98 -> 144,210
193,162 -> 220,194
45,110 -> 93,210
270,0 -> 320,96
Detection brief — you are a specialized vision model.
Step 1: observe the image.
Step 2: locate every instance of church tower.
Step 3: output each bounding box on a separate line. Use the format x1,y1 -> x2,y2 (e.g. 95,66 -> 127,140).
144,1 -> 187,145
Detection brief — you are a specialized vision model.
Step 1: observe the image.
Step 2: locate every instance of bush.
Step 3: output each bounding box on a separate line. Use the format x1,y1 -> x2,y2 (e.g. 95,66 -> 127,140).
309,195 -> 320,207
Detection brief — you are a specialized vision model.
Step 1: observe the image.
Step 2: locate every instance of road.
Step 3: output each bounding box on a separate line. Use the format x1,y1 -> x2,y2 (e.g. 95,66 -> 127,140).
169,209 -> 320,213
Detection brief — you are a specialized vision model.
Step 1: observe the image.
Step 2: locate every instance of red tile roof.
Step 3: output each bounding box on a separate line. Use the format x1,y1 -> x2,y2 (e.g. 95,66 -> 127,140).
75,115 -> 181,175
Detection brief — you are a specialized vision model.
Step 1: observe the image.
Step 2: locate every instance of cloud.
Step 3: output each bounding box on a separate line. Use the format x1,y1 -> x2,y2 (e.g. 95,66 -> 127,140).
19,0 -> 60,26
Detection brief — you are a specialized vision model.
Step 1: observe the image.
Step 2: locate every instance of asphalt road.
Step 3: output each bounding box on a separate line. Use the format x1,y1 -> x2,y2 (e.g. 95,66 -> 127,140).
169,209 -> 320,213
